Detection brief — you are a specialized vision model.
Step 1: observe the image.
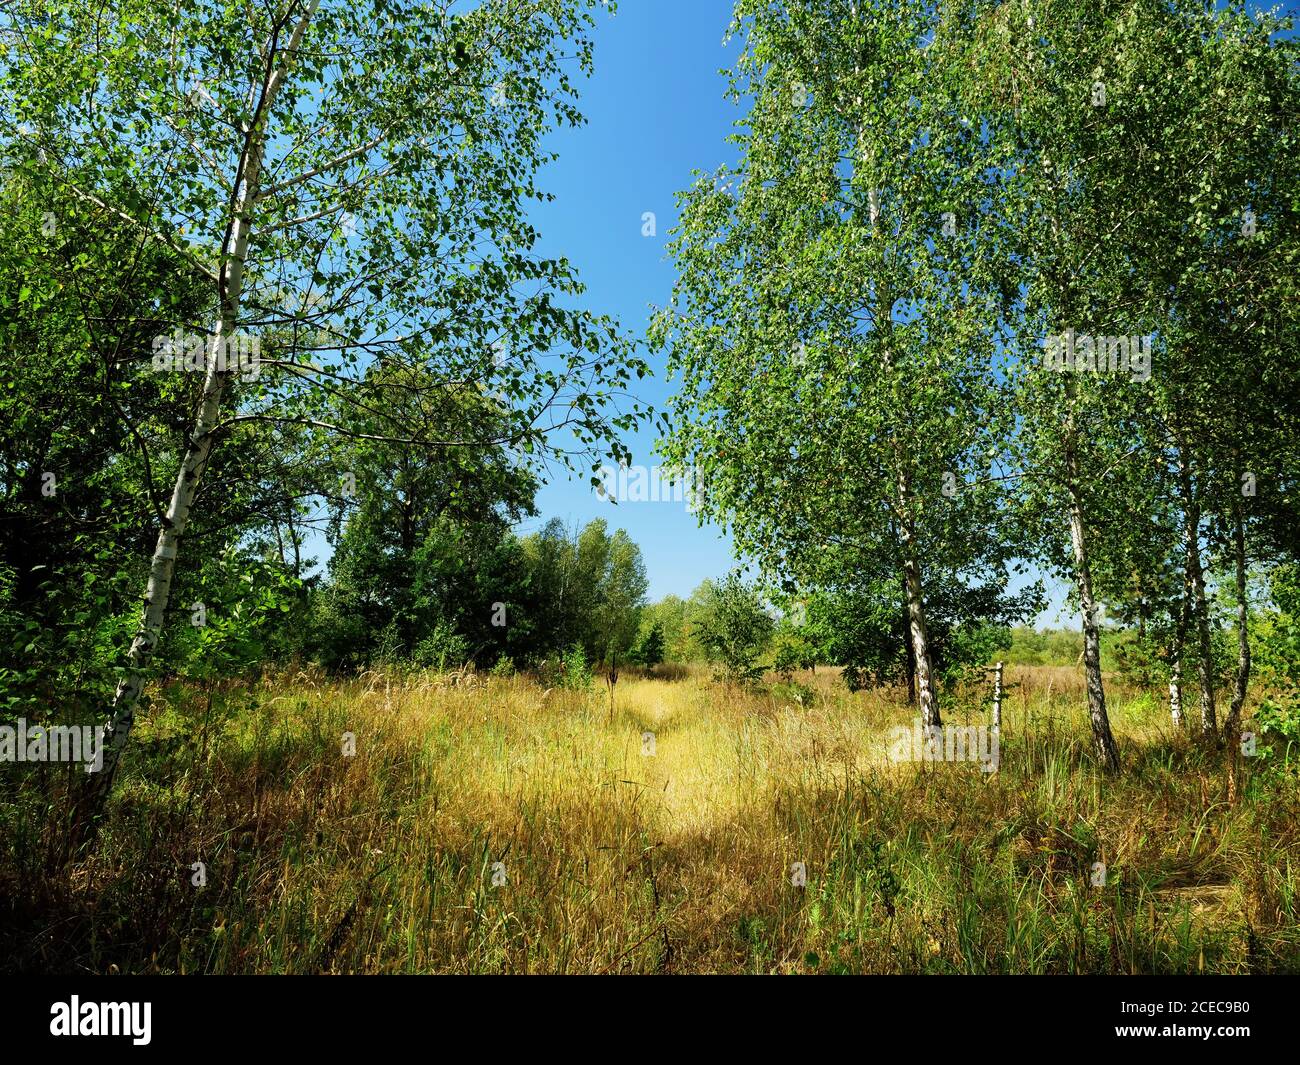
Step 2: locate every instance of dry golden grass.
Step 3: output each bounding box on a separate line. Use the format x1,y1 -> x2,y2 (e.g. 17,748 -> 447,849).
3,664 -> 1298,973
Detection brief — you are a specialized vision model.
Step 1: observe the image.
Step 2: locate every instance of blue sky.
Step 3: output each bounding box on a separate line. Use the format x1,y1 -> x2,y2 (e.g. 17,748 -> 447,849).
521,0 -> 744,601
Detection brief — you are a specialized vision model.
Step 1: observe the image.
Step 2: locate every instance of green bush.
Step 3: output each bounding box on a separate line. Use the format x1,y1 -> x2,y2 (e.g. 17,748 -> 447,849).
489,655 -> 515,678
413,621 -> 470,672
561,642 -> 592,690
1253,695 -> 1300,769
772,631 -> 816,680
939,622 -> 1012,688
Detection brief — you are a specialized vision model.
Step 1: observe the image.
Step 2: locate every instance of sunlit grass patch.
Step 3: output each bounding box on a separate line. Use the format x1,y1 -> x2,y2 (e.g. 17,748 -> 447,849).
2,665 -> 1297,974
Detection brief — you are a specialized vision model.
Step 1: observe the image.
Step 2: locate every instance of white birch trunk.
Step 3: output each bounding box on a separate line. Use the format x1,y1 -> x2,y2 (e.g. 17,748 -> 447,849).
1062,415 -> 1120,771
991,661 -> 1003,734
896,469 -> 940,730
1176,454 -> 1217,736
88,1 -> 320,806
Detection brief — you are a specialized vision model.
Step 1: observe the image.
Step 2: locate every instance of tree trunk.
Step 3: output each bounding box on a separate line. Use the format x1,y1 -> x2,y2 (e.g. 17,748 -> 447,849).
991,661 -> 1004,734
1225,494 -> 1250,739
1169,590 -> 1188,727
879,266 -> 936,728
1176,454 -> 1217,737
1134,569 -> 1148,644
85,0 -> 318,813
901,580 -> 916,706
1063,428 -> 1120,771
896,472 -> 939,729
287,509 -> 302,582
902,554 -> 939,729
89,345 -> 235,803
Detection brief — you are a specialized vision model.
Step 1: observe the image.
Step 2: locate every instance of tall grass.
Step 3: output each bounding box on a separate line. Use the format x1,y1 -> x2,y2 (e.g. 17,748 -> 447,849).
2,665 -> 1297,973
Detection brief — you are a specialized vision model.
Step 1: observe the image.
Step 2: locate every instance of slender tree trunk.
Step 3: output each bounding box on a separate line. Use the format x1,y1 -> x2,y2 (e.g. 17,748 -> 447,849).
901,579 -> 916,706
1169,589 -> 1188,727
1176,453 -> 1217,736
991,661 -> 1004,734
902,553 -> 939,729
1225,494 -> 1250,739
89,345 -> 234,803
85,1 -> 318,812
878,264 -> 936,727
1134,570 -> 1147,644
287,509 -> 302,581
896,471 -> 940,729
1062,421 -> 1120,771
1225,495 -> 1250,804
1069,497 -> 1120,771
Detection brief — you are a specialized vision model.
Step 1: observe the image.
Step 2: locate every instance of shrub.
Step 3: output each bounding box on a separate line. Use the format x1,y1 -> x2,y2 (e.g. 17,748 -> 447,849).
489,655 -> 515,678
770,678 -> 815,706
561,642 -> 592,690
413,621 -> 470,672
1254,695 -> 1300,772
772,631 -> 815,680
939,622 -> 1013,688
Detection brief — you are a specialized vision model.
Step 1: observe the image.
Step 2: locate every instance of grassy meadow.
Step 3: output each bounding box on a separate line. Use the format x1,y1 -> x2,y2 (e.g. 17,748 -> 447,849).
4,663 -> 1298,975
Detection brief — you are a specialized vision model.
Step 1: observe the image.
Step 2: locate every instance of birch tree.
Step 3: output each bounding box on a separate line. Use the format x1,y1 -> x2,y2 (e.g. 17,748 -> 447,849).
652,0 -> 1019,729
965,0 -> 1189,770
2,0 -> 647,812
1118,1 -> 1299,741
1057,0 -> 1300,742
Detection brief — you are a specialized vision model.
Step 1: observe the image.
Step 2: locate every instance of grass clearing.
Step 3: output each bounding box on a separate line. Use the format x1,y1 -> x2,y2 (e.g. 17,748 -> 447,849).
2,664 -> 1297,974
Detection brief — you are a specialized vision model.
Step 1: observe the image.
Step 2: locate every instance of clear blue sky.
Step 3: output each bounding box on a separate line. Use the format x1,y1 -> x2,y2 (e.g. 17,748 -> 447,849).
521,0 -> 744,601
